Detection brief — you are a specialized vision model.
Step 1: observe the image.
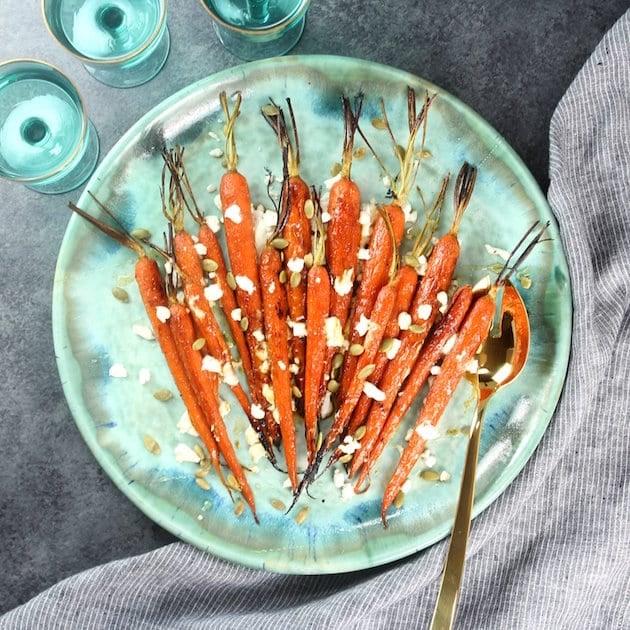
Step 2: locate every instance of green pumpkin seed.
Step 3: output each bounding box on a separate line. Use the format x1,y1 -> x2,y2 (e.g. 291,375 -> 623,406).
192,338 -> 206,351
304,199 -> 315,219
295,506 -> 309,525
353,146 -> 367,159
112,287 -> 129,303
290,271 -> 301,287
421,469 -> 441,481
227,474 -> 242,492
262,103 -> 280,117
330,162 -> 342,177
234,498 -> 245,517
379,338 -> 394,353
349,343 -> 364,356
270,499 -> 286,511
354,425 -> 367,441
142,434 -> 161,455
271,237 -> 289,250
226,272 -> 237,290
202,258 -> 219,273
371,117 -> 387,130
195,477 -> 211,491
240,316 -> 249,331
153,388 -> 173,401
279,270 -> 287,284
303,252 -> 314,268
131,227 -> 151,240
327,379 -> 340,393
332,353 -> 344,371
393,491 -> 405,509
357,364 -> 376,380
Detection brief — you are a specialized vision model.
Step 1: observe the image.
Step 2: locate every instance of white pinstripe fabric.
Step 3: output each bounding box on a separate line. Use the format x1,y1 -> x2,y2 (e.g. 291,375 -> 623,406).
2,9 -> 629,630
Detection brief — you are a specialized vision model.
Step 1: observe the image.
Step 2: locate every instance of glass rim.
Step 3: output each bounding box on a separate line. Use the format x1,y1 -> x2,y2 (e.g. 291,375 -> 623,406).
0,57 -> 90,184
41,0 -> 168,66
198,0 -> 310,36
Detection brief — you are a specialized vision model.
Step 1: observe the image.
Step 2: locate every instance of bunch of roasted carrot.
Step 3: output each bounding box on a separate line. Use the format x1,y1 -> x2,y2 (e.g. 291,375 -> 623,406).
71,87 -> 542,526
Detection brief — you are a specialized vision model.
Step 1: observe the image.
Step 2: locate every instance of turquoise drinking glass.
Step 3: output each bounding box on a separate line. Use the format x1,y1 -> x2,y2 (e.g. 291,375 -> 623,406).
0,59 -> 99,195
199,0 -> 311,60
42,0 -> 170,89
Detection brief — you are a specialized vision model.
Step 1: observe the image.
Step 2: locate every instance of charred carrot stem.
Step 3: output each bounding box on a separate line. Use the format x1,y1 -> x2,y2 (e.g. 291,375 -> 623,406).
352,285 -> 473,486
260,243 -> 298,490
380,290 -> 496,525
169,301 -> 258,523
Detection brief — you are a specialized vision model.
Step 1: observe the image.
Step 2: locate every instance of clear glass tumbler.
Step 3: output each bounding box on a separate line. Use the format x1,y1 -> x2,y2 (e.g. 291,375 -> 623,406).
199,0 -> 311,61
42,0 -> 170,89
0,59 -> 99,195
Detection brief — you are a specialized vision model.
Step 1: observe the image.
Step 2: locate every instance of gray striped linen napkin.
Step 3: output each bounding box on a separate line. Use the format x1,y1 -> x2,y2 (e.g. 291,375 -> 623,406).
2,11 -> 629,630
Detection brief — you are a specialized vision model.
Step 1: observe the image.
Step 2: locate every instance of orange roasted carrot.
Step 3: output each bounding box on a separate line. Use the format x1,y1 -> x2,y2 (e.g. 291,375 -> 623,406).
219,91 -> 280,447
349,163 -> 476,476
380,289 -> 495,524
259,240 -> 298,490
303,209 -> 330,466
352,285 -> 473,488
262,100 -> 312,398
340,89 -> 434,396
168,300 -> 258,522
67,202 -> 226,487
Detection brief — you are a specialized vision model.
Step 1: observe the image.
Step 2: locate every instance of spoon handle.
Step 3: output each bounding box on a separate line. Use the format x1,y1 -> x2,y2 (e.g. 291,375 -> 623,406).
430,398 -> 489,630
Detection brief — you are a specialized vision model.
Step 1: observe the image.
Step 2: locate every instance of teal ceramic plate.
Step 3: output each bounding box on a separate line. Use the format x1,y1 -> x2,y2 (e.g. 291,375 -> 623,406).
53,55 -> 572,574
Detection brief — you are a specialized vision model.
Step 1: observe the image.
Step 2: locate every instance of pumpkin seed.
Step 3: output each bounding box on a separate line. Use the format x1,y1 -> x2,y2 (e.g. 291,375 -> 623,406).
262,103 -> 280,117
327,379 -> 340,393
371,117 -> 388,130
332,353 -> 344,371
153,388 -> 173,401
304,199 -> 315,219
240,316 -> 249,331
353,146 -> 367,159
421,469 -> 441,481
379,337 -> 394,353
271,499 -> 286,511
195,477 -> 211,491
112,287 -> 130,303
202,258 -> 219,272
193,444 -> 206,461
227,473 -> 242,492
316,431 -> 323,451
354,425 -> 367,441
131,227 -> 151,240
339,453 -> 352,464
303,252 -> 314,268
195,462 -> 211,478
271,237 -> 289,250
234,498 -> 245,517
404,253 -> 419,267
290,271 -> 301,288
226,272 -> 237,290
295,506 -> 309,525
142,434 -> 161,455
357,364 -> 376,380
330,162 -> 342,177
393,491 -> 405,509
192,338 -> 206,351
349,343 -> 364,356
279,270 -> 287,283
292,385 -> 302,399
409,324 -> 426,334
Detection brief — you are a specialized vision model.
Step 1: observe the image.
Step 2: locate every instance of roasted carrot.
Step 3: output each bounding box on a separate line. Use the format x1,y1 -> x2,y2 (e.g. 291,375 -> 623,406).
67,202 -> 226,488
352,285 -> 473,488
262,100 -> 312,395
350,163 -> 477,476
168,300 -> 258,522
260,241 -> 298,490
340,89 -> 434,396
380,289 -> 495,524
303,208 -> 330,466
219,91 -> 280,447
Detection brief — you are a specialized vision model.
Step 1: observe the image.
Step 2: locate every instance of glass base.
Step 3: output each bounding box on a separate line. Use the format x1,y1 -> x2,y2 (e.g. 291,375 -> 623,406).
213,15 -> 306,61
84,24 -> 170,88
26,120 -> 99,194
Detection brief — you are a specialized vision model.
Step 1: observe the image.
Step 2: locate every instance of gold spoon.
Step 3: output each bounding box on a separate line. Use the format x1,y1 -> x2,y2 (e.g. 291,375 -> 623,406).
430,283 -> 531,630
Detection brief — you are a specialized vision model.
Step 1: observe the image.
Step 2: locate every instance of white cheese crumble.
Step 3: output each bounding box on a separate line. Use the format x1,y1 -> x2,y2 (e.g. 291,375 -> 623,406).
230,308 -> 242,321
224,203 -> 242,224
363,381 -> 386,401
108,363 -> 127,378
416,422 -> 440,441
174,443 -> 200,464
194,242 -> 208,257
417,303 -> 432,321
357,247 -> 371,261
442,333 -> 458,355
288,320 -> 307,338
324,172 -> 342,189
422,450 -> 437,468
465,358 -> 479,374
201,355 -> 222,374
430,365 -> 441,376
219,399 -> 231,417
213,194 -> 222,211
268,281 -> 276,294
440,470 -> 451,482
320,391 -> 334,418
250,403 -> 265,420
222,363 -> 239,386
207,130 -> 220,141
177,411 -> 198,436
401,479 -> 412,494
205,215 -> 221,233
333,268 -> 354,296
386,338 -> 402,360
206,183 -> 217,194
415,255 -> 428,276
354,314 -> 373,337
341,483 -> 355,501
324,316 -> 344,348
472,274 -> 492,293
278,360 -> 287,371
209,148 -> 223,158
138,367 -> 151,385
252,329 -> 265,343
337,435 -> 361,455
287,257 -> 305,273
155,305 -> 171,323
132,323 -> 155,340
235,275 -> 255,294
262,383 -> 275,405
398,311 -> 412,330
204,283 -> 223,303
321,211 -> 332,223
333,468 -> 346,489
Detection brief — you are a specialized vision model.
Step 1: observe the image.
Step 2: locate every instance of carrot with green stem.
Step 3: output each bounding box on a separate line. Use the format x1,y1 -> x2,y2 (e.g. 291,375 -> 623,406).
219,91 -> 280,447
165,145 -> 254,382
348,162 -> 477,478
259,167 -> 299,490
262,99 -> 312,401
339,88 -> 435,398
380,221 -> 548,525
303,194 -> 331,466
67,200 -> 227,490
352,284 -> 473,490
340,174 -> 449,443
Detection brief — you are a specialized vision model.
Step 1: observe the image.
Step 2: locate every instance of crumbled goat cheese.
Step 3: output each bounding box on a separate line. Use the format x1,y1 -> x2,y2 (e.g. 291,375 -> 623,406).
472,274 -> 492,293
231,308 -> 242,321
341,483 -> 355,501
288,320 -> 307,338
204,283 -> 223,303
201,355 -> 222,374
224,203 -> 242,224
222,363 -> 239,386
320,391 -> 334,418
287,257 -> 305,273
416,422 -> 440,441
417,303 -> 432,321
194,243 -> 207,257
156,305 -> 171,323
321,211 -> 332,223
333,468 -> 346,489
209,147 -> 223,158
132,324 -> 155,340
219,399 -> 231,417
430,365 -> 441,376
398,311 -> 412,330
324,316 -> 344,348
355,314 -> 373,337
337,435 -> 361,455
324,172 -> 342,189
138,367 -> 151,385
250,403 -> 265,420
108,363 -> 127,378
386,338 -> 402,360
213,194 -> 222,210
333,269 -> 354,296
205,215 -> 221,233
363,381 -> 386,401
440,471 -> 451,482
174,443 -> 201,464
357,247 -> 371,261
177,411 -> 198,436
442,333 -> 458,355
235,275 -> 255,294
